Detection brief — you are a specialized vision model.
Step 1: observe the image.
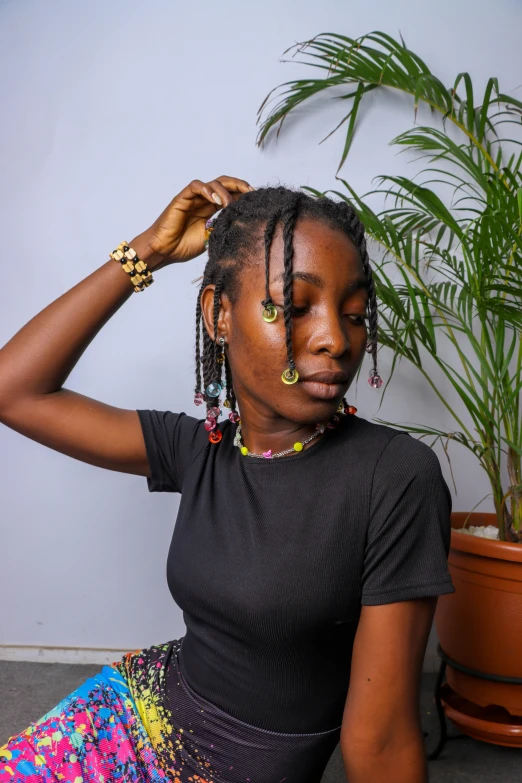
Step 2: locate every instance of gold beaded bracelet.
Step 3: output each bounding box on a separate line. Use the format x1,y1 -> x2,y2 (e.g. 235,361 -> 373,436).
109,241 -> 154,292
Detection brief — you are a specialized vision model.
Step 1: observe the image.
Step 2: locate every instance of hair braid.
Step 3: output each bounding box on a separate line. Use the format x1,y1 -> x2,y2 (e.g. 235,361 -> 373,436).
281,194 -> 301,373
261,210 -> 281,309
207,277 -> 225,420
224,354 -> 237,412
342,204 -> 379,375
194,286 -> 204,395
357,234 -> 378,373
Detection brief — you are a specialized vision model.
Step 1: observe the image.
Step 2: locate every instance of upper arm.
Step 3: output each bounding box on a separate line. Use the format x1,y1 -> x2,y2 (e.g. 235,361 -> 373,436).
361,433 -> 455,605
341,598 -> 437,752
340,434 -> 454,752
0,388 -> 150,477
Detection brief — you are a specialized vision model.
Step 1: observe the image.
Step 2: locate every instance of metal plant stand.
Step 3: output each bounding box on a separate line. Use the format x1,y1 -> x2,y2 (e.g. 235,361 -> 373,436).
425,643 -> 522,760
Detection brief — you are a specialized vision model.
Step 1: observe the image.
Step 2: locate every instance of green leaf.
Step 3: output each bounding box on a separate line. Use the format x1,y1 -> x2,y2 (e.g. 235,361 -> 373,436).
337,81 -> 366,173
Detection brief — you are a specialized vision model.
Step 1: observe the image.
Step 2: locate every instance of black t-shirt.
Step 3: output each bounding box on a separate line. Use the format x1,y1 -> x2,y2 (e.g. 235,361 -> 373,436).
136,409 -> 455,733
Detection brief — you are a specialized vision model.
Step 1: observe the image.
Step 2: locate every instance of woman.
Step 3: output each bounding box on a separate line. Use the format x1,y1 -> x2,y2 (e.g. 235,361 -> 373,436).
0,176 -> 455,783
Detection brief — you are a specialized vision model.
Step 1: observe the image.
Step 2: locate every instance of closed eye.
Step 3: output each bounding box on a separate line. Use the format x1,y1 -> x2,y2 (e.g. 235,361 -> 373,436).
346,314 -> 369,325
274,305 -> 368,323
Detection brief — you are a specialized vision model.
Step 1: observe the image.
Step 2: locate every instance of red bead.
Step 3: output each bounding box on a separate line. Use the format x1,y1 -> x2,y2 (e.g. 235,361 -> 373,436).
345,405 -> 357,415
209,430 -> 222,444
204,418 -> 217,431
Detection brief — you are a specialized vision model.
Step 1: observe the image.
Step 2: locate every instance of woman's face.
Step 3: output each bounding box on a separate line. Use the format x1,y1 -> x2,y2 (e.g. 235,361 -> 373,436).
202,217 -> 369,426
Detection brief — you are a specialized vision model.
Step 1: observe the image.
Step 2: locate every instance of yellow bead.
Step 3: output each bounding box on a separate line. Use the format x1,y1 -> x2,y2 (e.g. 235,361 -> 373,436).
293,442 -> 303,452
262,304 -> 277,323
281,367 -> 299,385
240,446 -> 249,456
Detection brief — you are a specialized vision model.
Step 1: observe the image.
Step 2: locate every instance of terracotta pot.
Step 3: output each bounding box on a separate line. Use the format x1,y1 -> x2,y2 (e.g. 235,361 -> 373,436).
434,512 -> 522,747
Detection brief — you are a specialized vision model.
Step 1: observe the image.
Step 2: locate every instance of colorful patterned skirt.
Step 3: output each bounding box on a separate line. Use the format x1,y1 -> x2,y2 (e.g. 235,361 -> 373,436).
0,639 -> 341,783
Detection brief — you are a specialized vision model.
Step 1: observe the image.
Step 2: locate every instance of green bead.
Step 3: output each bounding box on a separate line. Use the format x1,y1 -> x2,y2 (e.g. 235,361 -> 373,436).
262,304 -> 277,323
240,446 -> 249,456
293,442 -> 303,452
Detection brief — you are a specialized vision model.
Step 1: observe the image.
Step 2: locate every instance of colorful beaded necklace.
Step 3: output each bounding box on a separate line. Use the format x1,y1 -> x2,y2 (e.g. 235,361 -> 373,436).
195,384 -> 358,455
233,401 -> 357,459
234,420 -> 324,458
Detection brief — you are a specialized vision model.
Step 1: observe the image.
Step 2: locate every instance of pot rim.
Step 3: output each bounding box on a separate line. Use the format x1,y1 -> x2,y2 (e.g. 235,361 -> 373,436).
450,512 -> 522,563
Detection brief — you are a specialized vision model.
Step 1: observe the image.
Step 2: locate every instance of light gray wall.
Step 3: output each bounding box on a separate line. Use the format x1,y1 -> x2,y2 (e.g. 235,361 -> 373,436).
1,0 -> 519,658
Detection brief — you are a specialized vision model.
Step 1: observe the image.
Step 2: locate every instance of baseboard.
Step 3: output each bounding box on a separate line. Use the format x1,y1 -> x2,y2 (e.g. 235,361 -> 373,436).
0,645 -> 131,665
0,645 -> 442,673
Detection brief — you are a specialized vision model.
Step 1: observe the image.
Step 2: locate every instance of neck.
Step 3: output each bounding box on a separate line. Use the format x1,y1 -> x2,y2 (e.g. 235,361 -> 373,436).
237,418 -> 323,456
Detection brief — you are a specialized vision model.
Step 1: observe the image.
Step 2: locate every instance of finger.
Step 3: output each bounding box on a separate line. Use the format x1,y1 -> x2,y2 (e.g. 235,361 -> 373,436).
169,179 -> 214,211
208,179 -> 237,208
185,179 -> 223,212
215,175 -> 255,194
209,177 -> 255,209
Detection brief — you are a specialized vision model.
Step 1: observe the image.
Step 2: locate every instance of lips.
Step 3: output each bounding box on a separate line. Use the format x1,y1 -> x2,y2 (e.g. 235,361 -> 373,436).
300,370 -> 349,384
300,381 -> 344,400
299,369 -> 349,401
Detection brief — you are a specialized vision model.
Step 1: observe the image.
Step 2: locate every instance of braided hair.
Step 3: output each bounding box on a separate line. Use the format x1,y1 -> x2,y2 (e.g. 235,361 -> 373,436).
194,186 -> 379,419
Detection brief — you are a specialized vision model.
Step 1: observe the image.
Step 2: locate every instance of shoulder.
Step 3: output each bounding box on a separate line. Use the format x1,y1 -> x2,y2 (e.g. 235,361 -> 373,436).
342,414 -> 418,462
372,427 -> 443,480
366,424 -> 451,513
342,415 -> 447,495
344,414 -> 439,466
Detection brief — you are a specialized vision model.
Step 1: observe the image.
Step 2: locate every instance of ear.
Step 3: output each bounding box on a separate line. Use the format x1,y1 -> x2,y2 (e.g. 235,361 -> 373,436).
200,284 -> 232,342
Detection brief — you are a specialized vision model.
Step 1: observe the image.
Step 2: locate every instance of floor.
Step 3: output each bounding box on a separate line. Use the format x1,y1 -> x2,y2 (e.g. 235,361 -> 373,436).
1,663 -> 521,782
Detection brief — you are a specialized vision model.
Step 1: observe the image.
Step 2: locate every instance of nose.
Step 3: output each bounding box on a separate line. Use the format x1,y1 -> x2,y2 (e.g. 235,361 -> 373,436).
309,312 -> 351,358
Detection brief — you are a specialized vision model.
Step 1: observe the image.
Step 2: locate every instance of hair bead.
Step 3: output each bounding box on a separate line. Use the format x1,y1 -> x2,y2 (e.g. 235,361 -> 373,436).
262,304 -> 277,322
209,430 -> 222,444
281,367 -> 299,385
205,381 -> 222,397
368,369 -> 383,389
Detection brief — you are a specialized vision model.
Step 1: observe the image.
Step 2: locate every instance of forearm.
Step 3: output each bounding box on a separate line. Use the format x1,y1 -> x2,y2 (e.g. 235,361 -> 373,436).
0,232 -> 162,406
341,731 -> 428,783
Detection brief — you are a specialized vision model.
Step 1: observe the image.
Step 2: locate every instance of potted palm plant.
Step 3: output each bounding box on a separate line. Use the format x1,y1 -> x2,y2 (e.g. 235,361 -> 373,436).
257,31 -> 522,746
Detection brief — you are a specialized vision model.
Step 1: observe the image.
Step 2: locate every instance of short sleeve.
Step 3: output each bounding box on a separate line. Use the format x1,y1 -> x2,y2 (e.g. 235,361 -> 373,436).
361,432 -> 456,605
136,410 -> 207,493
